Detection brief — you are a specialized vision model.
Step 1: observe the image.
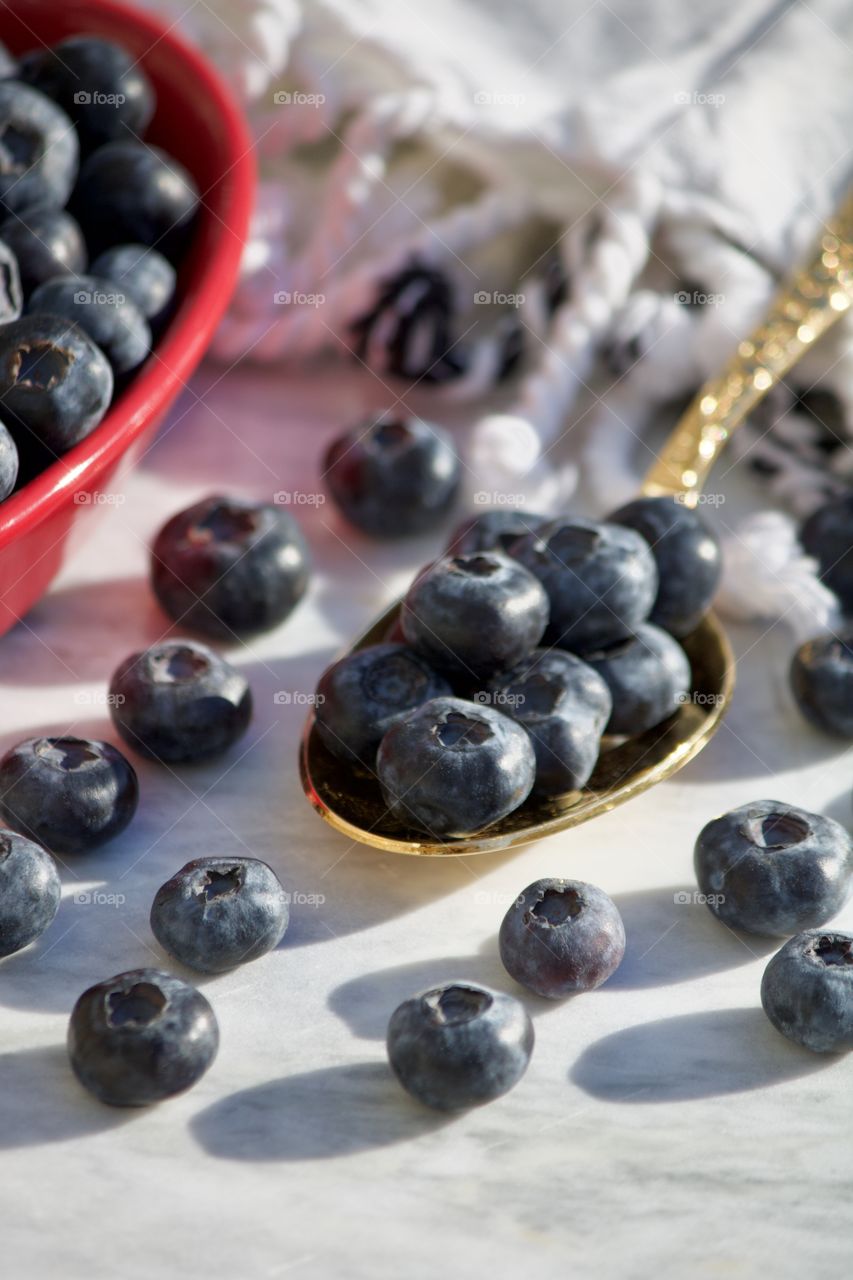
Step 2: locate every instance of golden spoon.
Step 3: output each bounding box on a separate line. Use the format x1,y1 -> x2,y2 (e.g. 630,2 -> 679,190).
300,198 -> 853,855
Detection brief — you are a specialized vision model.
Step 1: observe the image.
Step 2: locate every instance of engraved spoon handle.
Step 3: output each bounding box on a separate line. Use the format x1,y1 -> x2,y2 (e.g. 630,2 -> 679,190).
642,194 -> 853,503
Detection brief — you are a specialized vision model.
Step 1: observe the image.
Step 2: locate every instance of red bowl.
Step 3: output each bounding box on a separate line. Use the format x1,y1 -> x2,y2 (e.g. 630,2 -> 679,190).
0,0 -> 255,634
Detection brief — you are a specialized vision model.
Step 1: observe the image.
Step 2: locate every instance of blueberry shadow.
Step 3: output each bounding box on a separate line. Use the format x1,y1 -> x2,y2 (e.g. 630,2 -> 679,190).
570,1006 -> 832,1102
189,1061 -> 451,1161
0,1044 -> 134,1148
0,576 -> 165,686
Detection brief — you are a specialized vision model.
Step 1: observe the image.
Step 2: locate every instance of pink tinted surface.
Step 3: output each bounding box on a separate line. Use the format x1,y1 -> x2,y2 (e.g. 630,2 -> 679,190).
0,0 -> 255,633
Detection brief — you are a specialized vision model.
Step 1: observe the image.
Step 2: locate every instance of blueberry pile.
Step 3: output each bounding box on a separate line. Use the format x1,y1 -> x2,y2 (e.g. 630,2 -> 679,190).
314,496 -> 719,838
0,34 -> 193,494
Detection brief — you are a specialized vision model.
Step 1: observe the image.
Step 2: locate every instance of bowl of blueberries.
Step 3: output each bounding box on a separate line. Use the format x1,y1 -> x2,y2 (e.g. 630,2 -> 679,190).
0,0 -> 254,633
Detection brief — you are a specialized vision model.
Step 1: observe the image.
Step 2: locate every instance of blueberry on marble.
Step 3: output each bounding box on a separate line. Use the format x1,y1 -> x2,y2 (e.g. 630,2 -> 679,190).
91,244 -> 175,325
68,968 -> 218,1105
0,416 -> 18,499
376,696 -> 535,837
481,649 -> 611,795
72,141 -> 198,258
29,275 -> 151,376
790,629 -> 853,738
150,495 -> 310,638
801,493 -> 853,612
401,553 -> 548,681
151,857 -> 289,974
0,736 -> 138,854
109,640 -> 252,764
0,313 -> 113,455
314,642 -> 451,766
0,238 -> 21,321
583,623 -> 691,736
608,495 -> 722,636
761,930 -> 853,1053
510,517 -> 658,652
0,205 -> 86,295
499,878 -> 625,998
324,416 -> 460,539
19,36 -> 154,154
0,829 -> 61,957
694,800 -> 852,937
387,982 -> 534,1110
445,509 -> 546,558
0,82 -> 78,215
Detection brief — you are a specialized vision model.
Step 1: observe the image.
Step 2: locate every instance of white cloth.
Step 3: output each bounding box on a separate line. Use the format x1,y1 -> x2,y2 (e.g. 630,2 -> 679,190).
153,0 -> 853,626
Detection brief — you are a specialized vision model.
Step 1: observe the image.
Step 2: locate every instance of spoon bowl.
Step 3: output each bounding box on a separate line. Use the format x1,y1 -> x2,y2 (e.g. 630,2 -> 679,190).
300,602 -> 734,856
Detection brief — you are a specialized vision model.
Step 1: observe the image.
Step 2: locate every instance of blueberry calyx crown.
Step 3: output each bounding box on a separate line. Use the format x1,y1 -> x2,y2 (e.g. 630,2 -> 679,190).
150,645 -> 211,683
528,886 -> 583,927
423,984 -> 491,1026
449,554 -> 501,578
812,934 -> 853,966
196,866 -> 243,901
369,420 -> 412,450
106,980 -> 168,1028
187,500 -> 260,546
433,711 -> 493,749
743,811 -> 810,850
35,737 -> 101,771
13,339 -> 71,391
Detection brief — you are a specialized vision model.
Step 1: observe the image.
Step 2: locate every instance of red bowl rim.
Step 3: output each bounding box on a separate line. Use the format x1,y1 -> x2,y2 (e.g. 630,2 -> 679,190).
0,0 -> 256,546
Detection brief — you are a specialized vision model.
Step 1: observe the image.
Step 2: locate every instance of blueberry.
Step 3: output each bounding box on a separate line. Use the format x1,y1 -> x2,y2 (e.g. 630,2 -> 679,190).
109,640 -> 252,764
481,649 -> 611,795
150,857 -> 289,974
1,204 -> 86,295
401,553 -> 549,681
386,982 -> 533,1110
91,243 -> 175,325
0,82 -> 78,214
694,800 -> 852,937
29,275 -> 151,375
314,642 -> 452,766
150,495 -> 310,638
376,695 -> 535,837
499,878 -> 626,998
0,736 -> 138,854
72,141 -> 198,258
68,968 -> 218,1105
0,313 -> 113,455
19,36 -> 154,154
584,623 -> 691,735
0,238 -> 21,320
324,417 -> 460,539
510,517 -> 658,652
790,629 -> 853,737
761,930 -> 853,1053
801,493 -> 853,612
0,829 -> 60,957
608,495 -> 722,636
445,509 -> 546,557
0,416 -> 19,499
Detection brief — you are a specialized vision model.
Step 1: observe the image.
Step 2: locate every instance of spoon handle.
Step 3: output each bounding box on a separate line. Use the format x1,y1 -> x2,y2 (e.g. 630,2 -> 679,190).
642,196 -> 853,504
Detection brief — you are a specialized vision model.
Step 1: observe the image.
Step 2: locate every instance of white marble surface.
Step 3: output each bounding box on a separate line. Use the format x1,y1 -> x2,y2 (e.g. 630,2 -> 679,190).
3,363 -> 852,1280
